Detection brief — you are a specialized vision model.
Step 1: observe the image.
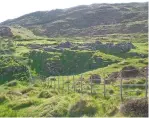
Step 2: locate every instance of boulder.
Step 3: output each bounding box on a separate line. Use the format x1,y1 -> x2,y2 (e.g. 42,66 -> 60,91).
89,74 -> 101,83
115,42 -> 135,53
121,66 -> 140,78
7,90 -> 22,96
0,27 -> 13,37
105,72 -> 119,84
28,44 -> 42,49
95,41 -> 102,45
49,77 -> 56,81
120,98 -> 148,117
94,56 -> 103,63
57,41 -> 72,48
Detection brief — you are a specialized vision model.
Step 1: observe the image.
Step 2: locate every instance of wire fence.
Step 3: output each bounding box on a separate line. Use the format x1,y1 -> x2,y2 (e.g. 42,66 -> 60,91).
42,68 -> 148,101
0,39 -> 148,101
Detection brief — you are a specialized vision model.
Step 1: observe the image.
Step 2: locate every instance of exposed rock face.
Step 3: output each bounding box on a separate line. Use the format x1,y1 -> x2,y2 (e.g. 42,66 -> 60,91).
120,98 -> 148,117
121,66 -> 140,78
7,90 -> 22,96
94,56 -> 103,63
130,52 -> 147,58
89,74 -> 101,83
1,3 -> 147,37
105,72 -> 119,84
0,27 -> 13,37
75,41 -> 135,53
57,41 -> 72,48
114,42 -> 135,53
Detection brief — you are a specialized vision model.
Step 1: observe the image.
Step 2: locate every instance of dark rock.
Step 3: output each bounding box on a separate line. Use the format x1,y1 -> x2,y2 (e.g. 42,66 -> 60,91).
121,66 -> 140,78
57,41 -> 72,48
105,72 -> 119,84
89,74 -> 101,83
28,44 -> 42,49
7,90 -> 22,96
120,98 -> 148,117
0,27 -> 13,37
95,41 -> 102,44
114,42 -> 135,53
6,81 -> 17,87
49,77 -> 56,81
94,56 -> 103,63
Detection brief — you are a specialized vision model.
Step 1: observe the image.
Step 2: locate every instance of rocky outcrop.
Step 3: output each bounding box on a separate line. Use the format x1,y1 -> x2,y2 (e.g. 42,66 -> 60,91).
73,41 -> 135,53
121,66 -> 140,78
105,72 -> 119,84
1,3 -> 147,37
0,27 -> 13,37
89,74 -> 101,83
56,41 -> 72,48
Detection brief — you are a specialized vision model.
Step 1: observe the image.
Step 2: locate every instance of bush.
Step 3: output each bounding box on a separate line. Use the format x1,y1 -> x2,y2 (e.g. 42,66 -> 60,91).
6,80 -> 18,87
68,98 -> 98,117
8,98 -> 41,110
21,87 -> 34,94
39,96 -> 71,117
109,89 -> 114,94
0,94 -> 8,103
38,91 -> 52,98
120,98 -> 148,117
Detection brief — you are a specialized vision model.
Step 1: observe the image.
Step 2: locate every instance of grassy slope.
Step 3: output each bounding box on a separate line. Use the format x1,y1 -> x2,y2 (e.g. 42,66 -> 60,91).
0,31 -> 148,117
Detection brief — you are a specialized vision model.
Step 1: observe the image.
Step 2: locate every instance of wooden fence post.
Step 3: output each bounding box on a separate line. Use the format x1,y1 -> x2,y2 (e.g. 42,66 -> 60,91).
50,78 -> 52,87
58,76 -> 60,92
67,76 -> 69,93
120,76 -> 123,102
91,75 -> 93,94
104,79 -> 106,98
81,74 -> 83,93
145,76 -> 148,98
63,76 -> 64,90
54,78 -> 56,91
73,75 -> 75,92
48,78 -> 49,88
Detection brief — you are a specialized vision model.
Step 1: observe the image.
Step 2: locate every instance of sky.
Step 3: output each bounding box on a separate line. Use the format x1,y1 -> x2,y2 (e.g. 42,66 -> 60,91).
0,0 -> 148,23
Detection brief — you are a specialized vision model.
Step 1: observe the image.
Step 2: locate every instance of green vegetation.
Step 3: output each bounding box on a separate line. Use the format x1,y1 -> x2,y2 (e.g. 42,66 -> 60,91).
0,2 -> 148,117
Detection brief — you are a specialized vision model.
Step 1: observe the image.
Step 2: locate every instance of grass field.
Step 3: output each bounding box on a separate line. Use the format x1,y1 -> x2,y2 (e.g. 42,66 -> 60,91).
0,32 -> 148,117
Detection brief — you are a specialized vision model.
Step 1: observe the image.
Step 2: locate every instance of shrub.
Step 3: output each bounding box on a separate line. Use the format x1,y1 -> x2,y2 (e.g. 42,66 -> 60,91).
38,91 -> 52,98
120,98 -> 148,117
0,94 -> 8,103
8,98 -> 41,110
39,96 -> 71,117
6,80 -> 18,87
21,87 -> 34,94
109,89 -> 114,94
68,98 -> 98,117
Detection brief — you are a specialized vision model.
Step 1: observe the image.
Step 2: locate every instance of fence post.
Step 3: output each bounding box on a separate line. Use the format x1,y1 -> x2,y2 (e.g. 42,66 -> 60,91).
58,76 -> 60,92
91,75 -> 93,94
63,76 -> 64,90
104,79 -> 106,98
54,78 -> 56,91
50,78 -> 52,87
145,76 -> 148,98
73,75 -> 75,92
81,74 -> 83,93
67,76 -> 69,93
120,76 -> 123,102
48,78 -> 49,88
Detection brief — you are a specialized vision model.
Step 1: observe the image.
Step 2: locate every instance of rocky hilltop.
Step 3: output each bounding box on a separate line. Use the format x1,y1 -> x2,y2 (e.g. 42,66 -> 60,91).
0,2 -> 148,37
0,26 -> 13,37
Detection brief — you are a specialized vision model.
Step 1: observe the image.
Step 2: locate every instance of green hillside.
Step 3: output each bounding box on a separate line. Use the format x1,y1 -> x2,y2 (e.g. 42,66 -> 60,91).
0,2 -> 148,117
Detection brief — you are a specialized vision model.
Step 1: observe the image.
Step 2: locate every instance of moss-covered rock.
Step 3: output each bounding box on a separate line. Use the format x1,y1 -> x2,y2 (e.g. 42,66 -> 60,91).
120,98 -> 148,117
